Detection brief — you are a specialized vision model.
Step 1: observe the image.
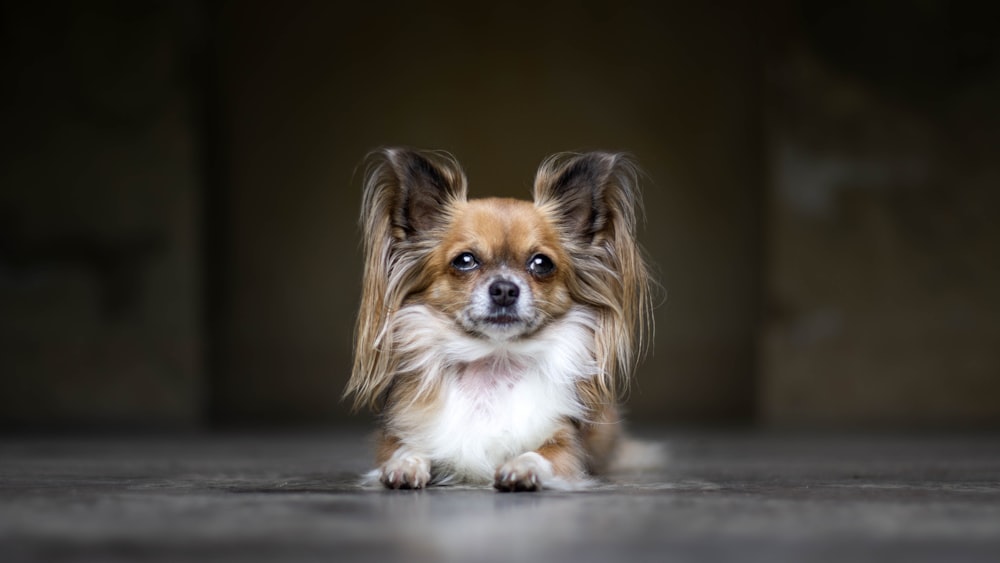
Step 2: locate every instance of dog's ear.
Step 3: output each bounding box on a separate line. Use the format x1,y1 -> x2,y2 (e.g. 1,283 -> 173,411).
370,148 -> 467,238
533,152 -> 652,402
533,152 -> 636,243
347,148 -> 467,412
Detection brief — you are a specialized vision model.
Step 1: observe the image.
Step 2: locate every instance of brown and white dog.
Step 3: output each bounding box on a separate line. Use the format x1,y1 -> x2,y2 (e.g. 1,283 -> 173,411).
345,148 -> 653,491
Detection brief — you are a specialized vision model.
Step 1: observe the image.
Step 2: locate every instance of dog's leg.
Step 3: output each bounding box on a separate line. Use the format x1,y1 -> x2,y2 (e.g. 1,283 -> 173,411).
494,424 -> 586,492
579,402 -> 623,474
375,432 -> 431,490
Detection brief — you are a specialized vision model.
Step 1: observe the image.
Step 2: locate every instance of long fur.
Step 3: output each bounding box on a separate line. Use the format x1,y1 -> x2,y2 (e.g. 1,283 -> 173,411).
533,153 -> 653,403
345,149 -> 468,411
345,148 -> 654,490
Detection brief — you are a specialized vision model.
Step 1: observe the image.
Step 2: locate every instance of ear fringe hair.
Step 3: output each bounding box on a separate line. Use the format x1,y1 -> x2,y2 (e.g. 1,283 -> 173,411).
534,152 -> 654,403
345,148 -> 467,411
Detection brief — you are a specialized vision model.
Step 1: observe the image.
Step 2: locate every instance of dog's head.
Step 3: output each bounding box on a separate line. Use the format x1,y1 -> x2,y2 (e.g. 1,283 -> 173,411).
347,148 -> 651,409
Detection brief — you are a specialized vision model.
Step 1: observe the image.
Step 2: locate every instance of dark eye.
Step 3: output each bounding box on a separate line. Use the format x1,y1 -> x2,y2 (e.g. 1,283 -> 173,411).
527,254 -> 555,276
451,252 -> 480,272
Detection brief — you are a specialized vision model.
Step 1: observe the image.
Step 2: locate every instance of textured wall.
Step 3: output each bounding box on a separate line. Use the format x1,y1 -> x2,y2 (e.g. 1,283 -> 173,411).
0,3 -> 204,427
760,3 -> 1000,427
6,1 -> 996,430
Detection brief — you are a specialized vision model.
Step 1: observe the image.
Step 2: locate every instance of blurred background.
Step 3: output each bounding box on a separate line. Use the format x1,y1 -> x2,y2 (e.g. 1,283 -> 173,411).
1,0 -> 998,431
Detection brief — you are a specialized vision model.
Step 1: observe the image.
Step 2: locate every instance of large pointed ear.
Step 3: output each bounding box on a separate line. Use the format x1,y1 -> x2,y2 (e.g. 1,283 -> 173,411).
364,147 -> 468,240
532,152 -> 641,243
347,147 -> 467,412
532,151 -> 652,403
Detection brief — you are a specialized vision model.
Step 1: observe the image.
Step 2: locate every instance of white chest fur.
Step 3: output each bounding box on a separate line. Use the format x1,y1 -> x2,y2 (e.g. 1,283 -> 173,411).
388,305 -> 599,483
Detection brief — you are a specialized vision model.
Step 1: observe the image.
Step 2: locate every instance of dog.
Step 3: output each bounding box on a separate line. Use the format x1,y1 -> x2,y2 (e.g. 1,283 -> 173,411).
345,148 -> 653,491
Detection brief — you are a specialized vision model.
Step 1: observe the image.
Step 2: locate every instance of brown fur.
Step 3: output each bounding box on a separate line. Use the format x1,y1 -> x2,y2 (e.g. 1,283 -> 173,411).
530,421 -> 587,478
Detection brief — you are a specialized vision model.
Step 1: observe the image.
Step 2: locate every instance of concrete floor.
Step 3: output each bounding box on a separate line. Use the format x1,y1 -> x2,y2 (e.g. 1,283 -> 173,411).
1,430 -> 999,563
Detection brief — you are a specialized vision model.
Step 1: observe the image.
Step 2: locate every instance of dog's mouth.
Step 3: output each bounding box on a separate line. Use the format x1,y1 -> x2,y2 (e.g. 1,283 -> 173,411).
483,305 -> 524,326
462,308 -> 535,340
485,313 -> 520,326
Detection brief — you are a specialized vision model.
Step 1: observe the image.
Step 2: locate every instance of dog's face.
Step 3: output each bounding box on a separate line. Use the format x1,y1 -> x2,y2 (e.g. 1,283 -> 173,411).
422,198 -> 574,341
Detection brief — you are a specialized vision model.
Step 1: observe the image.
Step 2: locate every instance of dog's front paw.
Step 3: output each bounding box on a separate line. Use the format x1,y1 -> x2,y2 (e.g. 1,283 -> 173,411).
379,453 -> 431,490
494,452 -> 554,492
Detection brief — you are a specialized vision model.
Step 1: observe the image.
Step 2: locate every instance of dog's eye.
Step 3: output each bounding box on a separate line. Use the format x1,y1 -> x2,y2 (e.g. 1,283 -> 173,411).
527,254 -> 555,276
451,252 -> 480,272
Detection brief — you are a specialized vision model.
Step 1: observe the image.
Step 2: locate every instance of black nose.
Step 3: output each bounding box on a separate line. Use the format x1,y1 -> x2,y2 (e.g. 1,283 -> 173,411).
488,280 -> 519,307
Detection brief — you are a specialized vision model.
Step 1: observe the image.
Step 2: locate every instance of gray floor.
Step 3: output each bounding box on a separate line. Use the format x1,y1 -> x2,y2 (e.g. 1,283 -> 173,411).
1,430 -> 999,563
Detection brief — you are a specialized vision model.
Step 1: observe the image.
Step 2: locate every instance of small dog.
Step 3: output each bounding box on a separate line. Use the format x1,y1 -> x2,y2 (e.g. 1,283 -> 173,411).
345,148 -> 653,491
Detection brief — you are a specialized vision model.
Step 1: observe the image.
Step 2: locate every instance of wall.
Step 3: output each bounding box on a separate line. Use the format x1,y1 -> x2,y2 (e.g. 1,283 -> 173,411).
760,2 -> 1000,427
0,2 -> 204,427
3,1 -> 998,430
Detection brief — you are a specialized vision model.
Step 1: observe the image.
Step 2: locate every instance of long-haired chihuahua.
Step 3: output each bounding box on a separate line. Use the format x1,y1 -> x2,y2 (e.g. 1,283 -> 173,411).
345,148 -> 653,491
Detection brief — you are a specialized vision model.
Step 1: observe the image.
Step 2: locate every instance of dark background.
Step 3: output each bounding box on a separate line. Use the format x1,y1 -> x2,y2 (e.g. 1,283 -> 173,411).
1,0 -> 998,430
